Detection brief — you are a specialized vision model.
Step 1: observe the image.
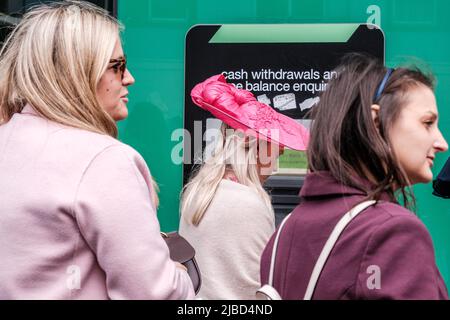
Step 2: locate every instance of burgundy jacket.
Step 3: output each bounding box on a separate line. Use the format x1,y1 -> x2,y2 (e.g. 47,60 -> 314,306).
260,171 -> 448,300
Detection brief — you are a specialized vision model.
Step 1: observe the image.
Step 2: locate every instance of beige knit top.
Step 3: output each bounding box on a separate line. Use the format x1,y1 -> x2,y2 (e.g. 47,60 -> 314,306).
179,179 -> 275,300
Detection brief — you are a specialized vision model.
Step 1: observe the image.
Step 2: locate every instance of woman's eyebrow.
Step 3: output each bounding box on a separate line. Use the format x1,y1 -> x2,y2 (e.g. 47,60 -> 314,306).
110,55 -> 125,61
424,111 -> 438,120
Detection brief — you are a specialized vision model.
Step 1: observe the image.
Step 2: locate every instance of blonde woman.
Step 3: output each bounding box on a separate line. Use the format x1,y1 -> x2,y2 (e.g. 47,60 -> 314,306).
0,1 -> 194,299
179,75 -> 309,299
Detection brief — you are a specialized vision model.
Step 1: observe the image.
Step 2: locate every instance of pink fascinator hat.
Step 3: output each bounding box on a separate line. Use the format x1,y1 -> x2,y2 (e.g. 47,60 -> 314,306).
190,74 -> 309,151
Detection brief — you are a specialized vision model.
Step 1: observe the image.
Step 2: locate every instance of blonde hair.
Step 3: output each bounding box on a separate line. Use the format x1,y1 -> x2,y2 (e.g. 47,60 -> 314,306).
0,1 -> 120,137
0,1 -> 160,205
180,124 -> 273,226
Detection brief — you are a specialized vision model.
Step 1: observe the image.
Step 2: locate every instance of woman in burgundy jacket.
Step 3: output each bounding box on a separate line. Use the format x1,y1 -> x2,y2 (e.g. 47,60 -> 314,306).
260,54 -> 449,300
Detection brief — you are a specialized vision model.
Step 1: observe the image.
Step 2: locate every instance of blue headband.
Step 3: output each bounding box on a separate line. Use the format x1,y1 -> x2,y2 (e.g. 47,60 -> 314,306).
373,68 -> 394,102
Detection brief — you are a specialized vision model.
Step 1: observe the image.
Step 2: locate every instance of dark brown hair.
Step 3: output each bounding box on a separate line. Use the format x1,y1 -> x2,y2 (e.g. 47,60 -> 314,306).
307,53 -> 435,208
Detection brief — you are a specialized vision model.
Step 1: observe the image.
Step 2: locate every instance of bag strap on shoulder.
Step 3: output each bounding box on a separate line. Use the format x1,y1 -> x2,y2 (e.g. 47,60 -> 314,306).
259,200 -> 376,300
267,212 -> 292,286
303,200 -> 376,299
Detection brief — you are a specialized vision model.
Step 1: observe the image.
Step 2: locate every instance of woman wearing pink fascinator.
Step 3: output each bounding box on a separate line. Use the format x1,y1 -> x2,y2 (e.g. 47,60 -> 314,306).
179,74 -> 309,299
190,74 -> 309,151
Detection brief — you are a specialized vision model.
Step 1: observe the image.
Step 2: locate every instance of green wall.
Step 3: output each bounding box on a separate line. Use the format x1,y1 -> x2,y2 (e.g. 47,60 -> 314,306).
118,0 -> 450,285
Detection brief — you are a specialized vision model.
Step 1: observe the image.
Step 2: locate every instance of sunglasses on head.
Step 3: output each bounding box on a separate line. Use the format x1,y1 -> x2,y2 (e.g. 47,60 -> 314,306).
109,55 -> 127,80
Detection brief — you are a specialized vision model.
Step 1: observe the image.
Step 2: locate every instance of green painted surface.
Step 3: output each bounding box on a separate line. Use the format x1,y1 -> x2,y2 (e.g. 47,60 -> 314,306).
118,0 -> 450,286
209,24 -> 358,43
278,150 -> 308,169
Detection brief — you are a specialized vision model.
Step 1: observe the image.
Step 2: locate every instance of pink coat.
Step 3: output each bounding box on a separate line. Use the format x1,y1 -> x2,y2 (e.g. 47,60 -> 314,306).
0,105 -> 194,299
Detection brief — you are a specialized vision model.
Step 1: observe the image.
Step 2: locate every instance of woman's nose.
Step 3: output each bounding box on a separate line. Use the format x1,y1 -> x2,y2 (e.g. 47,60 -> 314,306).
122,68 -> 135,86
434,130 -> 449,152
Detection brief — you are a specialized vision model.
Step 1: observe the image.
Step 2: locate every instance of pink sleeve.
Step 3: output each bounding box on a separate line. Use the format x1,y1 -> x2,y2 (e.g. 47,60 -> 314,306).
73,145 -> 194,299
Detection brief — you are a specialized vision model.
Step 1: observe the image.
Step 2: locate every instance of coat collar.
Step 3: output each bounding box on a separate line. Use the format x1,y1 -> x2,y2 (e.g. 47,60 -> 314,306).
21,104 -> 38,116
300,171 -> 392,202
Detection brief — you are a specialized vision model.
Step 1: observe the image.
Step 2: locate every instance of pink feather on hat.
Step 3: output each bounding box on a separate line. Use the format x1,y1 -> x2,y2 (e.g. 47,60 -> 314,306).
190,74 -> 309,151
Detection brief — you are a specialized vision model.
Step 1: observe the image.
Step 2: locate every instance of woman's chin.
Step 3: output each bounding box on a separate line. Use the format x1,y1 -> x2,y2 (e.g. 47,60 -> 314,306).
409,172 -> 433,185
112,105 -> 128,121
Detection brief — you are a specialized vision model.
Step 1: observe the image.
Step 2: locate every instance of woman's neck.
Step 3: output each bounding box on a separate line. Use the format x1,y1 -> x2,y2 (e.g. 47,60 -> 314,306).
223,170 -> 239,183
223,169 -> 269,184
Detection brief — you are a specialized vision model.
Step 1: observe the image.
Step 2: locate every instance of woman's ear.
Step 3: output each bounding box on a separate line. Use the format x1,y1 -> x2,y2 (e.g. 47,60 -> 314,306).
371,104 -> 381,130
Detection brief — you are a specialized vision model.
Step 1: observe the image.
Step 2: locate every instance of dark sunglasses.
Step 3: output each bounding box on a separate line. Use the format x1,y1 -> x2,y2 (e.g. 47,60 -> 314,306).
109,55 -> 127,80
